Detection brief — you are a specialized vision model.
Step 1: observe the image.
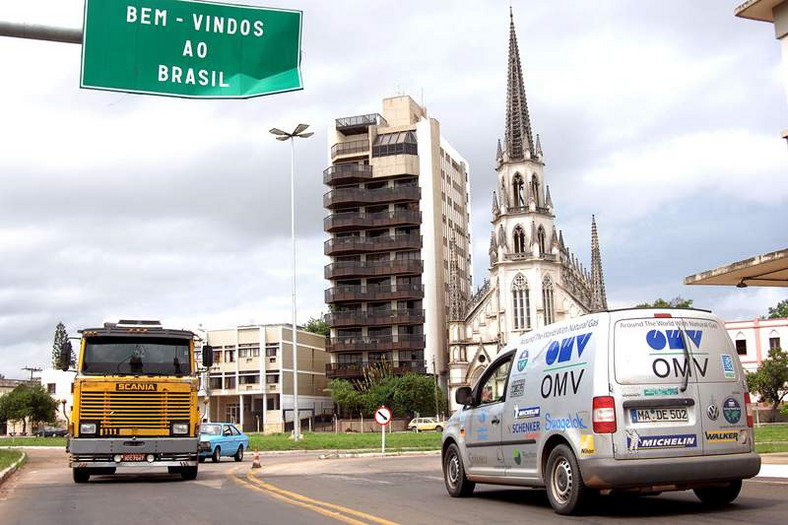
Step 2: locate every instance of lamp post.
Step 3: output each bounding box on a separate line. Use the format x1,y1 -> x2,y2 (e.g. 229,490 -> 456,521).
269,124 -> 313,441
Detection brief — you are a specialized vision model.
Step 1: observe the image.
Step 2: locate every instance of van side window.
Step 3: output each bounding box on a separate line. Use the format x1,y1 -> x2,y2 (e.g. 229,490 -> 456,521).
478,358 -> 512,405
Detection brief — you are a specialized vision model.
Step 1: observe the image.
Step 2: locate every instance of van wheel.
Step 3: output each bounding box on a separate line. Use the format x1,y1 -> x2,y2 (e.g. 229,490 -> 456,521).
234,445 -> 244,462
443,443 -> 475,497
693,480 -> 742,506
545,444 -> 590,515
211,446 -> 221,463
73,468 -> 90,483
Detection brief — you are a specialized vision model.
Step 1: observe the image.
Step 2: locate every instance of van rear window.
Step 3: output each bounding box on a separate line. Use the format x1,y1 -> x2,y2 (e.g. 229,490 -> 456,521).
614,317 -> 737,385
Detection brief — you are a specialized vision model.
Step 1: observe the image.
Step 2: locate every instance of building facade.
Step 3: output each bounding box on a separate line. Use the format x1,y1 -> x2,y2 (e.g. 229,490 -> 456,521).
199,324 -> 331,433
0,378 -> 38,435
446,10 -> 607,410
725,316 -> 788,372
323,96 -> 473,389
39,369 -> 76,425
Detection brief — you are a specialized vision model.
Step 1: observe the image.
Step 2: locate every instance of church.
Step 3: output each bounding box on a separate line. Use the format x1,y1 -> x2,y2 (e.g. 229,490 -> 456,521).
446,10 -> 608,410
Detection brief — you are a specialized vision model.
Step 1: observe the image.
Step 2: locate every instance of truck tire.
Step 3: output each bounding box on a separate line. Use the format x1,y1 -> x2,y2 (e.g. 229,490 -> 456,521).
545,444 -> 591,515
234,445 -> 244,462
73,468 -> 90,483
212,446 -> 221,463
180,466 -> 198,481
693,480 -> 742,506
443,442 -> 475,497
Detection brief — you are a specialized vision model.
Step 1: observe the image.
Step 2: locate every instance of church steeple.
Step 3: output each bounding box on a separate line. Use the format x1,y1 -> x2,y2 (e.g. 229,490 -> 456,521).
504,7 -> 535,161
590,215 -> 608,312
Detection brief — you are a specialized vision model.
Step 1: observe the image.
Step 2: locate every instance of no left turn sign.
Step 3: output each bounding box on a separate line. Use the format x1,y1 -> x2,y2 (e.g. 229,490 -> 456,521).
374,406 -> 392,426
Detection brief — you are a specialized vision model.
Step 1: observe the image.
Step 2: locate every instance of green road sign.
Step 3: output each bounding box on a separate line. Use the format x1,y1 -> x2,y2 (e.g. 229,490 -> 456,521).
81,0 -> 302,99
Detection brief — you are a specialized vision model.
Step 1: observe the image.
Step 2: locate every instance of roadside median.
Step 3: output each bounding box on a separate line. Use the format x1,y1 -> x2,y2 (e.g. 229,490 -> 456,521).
0,449 -> 26,485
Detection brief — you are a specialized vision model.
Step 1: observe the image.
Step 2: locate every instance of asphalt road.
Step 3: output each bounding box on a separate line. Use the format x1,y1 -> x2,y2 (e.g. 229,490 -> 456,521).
2,448 -> 788,524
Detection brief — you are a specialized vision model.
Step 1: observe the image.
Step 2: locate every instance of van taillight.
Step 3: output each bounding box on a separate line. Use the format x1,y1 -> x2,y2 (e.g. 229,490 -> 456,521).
744,392 -> 754,428
593,396 -> 616,433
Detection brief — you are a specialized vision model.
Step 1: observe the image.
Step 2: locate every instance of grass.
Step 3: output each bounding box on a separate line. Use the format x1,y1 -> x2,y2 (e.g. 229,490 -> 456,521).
0,437 -> 66,447
0,449 -> 24,470
754,423 -> 788,454
247,431 -> 443,452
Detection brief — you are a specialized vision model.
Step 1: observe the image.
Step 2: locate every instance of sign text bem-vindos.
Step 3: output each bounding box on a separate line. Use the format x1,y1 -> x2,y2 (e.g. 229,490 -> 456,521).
81,0 -> 303,99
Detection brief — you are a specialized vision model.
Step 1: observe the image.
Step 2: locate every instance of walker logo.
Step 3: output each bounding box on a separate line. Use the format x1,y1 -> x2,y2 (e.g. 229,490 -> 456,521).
116,383 -> 157,391
627,433 -> 697,452
705,431 -> 739,443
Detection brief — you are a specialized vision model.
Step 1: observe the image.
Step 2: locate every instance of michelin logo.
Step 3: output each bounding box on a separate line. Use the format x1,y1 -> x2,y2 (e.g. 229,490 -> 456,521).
513,405 -> 540,419
627,431 -> 697,453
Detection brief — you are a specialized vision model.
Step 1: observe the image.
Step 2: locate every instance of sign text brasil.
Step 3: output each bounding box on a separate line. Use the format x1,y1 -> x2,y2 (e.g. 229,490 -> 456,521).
81,0 -> 302,99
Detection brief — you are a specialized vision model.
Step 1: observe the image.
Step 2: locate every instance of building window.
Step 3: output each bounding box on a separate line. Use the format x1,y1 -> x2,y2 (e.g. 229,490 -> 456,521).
239,374 -> 259,385
212,350 -> 222,364
224,376 -> 236,390
511,273 -> 531,331
537,226 -> 546,256
371,131 -> 418,157
226,404 -> 240,424
769,336 -> 780,350
542,275 -> 555,325
735,337 -> 747,355
513,225 -> 526,254
512,174 -> 525,207
209,376 -> 222,390
224,349 -> 235,363
266,345 -> 278,357
47,383 -> 56,394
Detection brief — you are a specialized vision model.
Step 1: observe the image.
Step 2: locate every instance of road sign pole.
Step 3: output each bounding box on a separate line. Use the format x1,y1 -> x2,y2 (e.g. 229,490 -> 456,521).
382,422 -> 385,454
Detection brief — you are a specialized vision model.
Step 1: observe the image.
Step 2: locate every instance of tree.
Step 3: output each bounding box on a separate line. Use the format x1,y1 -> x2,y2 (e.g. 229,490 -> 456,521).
328,379 -> 363,418
746,347 -> 788,422
766,299 -> 788,319
303,315 -> 329,337
636,297 -> 693,308
51,321 -> 75,369
0,384 -> 58,434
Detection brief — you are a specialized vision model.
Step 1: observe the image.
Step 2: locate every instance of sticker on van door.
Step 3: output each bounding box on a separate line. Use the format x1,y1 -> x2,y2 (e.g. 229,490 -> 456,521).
721,354 -> 736,379
626,430 -> 697,453
540,332 -> 593,399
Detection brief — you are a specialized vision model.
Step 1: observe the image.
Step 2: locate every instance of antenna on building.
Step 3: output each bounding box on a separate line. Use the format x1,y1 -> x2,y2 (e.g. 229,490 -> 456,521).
420,87 -> 424,106
21,366 -> 42,380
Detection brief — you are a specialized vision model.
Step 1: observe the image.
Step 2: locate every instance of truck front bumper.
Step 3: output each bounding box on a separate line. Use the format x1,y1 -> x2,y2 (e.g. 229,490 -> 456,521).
69,437 -> 198,469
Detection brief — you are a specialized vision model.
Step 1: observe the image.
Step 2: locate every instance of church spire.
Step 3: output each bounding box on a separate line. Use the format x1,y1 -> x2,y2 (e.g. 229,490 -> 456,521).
504,7 -> 535,161
590,215 -> 608,312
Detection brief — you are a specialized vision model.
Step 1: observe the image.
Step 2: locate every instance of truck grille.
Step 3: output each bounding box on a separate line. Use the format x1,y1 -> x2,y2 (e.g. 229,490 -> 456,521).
80,390 -> 191,434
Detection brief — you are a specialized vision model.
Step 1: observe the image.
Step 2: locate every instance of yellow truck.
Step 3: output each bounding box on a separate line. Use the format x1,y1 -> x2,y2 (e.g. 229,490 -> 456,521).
59,320 -> 214,483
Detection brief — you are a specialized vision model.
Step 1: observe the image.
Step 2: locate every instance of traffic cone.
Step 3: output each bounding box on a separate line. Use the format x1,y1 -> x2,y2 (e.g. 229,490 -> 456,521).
251,449 -> 261,469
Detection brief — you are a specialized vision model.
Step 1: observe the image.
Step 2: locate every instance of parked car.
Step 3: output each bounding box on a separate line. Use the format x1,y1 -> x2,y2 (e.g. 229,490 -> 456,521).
34,427 -> 68,437
199,422 -> 249,463
408,417 -> 443,432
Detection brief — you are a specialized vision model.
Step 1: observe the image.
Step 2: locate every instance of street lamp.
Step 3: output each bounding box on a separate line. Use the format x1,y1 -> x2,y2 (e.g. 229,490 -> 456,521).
269,123 -> 313,441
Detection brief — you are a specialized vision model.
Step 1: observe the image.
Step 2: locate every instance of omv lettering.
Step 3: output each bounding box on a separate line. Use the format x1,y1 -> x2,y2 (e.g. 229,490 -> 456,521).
545,333 -> 592,365
544,413 -> 588,431
541,369 -> 584,398
646,330 -> 702,351
652,357 -> 708,379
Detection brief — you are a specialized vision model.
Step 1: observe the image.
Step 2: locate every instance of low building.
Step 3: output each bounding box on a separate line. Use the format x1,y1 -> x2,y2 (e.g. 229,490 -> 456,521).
39,369 -> 77,425
725,316 -> 788,372
0,377 -> 38,435
198,324 -> 332,433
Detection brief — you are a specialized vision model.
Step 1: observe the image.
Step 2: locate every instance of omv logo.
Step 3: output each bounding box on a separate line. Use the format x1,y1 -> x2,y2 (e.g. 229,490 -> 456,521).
545,333 -> 592,366
517,350 -> 529,372
646,330 -> 702,351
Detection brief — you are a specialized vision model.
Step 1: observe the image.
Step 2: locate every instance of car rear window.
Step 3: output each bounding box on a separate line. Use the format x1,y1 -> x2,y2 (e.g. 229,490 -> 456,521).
614,316 -> 737,385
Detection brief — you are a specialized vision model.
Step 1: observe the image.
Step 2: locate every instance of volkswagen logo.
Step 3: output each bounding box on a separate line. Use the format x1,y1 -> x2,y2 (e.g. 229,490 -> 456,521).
707,404 -> 719,421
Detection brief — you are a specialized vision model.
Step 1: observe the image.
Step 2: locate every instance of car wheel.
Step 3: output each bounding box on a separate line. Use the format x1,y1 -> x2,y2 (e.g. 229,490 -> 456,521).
181,466 -> 198,481
212,446 -> 221,463
693,480 -> 742,506
545,444 -> 591,515
73,468 -> 90,483
198,457 -> 206,463
435,426 -> 443,432
234,445 -> 244,462
443,442 -> 475,497
411,427 -> 419,432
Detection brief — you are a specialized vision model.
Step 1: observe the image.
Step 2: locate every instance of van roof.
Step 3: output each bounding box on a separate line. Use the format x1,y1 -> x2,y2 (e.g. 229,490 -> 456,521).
603,306 -> 712,314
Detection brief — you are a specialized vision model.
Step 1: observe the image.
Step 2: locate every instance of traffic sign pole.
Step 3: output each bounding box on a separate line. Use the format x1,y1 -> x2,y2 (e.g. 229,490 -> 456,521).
374,406 -> 391,455
382,422 -> 385,454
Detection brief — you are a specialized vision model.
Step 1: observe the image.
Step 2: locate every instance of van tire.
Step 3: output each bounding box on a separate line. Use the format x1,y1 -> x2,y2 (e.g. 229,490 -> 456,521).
545,444 -> 590,515
693,480 -> 742,506
443,443 -> 475,497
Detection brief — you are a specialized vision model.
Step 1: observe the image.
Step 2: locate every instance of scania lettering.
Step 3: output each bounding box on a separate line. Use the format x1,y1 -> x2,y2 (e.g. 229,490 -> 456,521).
441,308 -> 760,515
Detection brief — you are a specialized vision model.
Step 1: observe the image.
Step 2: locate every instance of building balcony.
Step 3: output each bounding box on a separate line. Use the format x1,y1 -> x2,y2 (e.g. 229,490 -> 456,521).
324,209 -> 421,233
331,139 -> 369,159
324,259 -> 422,280
323,163 -> 373,186
325,335 -> 426,353
335,113 -> 387,135
324,234 -> 422,256
326,309 -> 425,328
323,186 -> 420,209
325,283 -> 424,303
266,383 -> 280,394
325,359 -> 426,379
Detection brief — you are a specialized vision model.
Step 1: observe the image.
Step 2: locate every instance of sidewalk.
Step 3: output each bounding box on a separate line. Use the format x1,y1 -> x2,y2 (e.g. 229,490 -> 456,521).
757,453 -> 788,479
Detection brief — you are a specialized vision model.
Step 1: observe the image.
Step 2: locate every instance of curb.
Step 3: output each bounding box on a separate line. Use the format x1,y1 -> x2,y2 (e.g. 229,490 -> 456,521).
319,450 -> 441,459
0,451 -> 27,486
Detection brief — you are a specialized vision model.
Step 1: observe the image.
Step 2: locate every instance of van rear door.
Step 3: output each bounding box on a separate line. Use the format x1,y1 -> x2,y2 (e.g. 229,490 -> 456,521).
611,315 -> 704,459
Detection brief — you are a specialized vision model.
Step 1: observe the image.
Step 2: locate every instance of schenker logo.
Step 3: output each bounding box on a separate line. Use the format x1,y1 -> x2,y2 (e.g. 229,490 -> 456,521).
116,383 -> 157,391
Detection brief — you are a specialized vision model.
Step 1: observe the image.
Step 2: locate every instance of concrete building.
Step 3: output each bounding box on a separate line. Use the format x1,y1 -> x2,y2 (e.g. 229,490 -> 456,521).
0,378 -> 38,435
725,316 -> 788,372
323,95 -> 473,389
199,324 -> 331,433
446,10 -> 607,410
735,0 -> 788,141
39,369 -> 76,424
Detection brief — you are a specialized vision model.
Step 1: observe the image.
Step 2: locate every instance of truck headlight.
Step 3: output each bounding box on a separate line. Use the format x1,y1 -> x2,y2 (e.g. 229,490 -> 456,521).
171,422 -> 189,435
79,422 -> 97,435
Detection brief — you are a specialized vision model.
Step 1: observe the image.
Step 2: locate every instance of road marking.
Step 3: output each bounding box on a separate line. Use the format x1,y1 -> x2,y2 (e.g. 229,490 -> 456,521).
232,467 -> 400,525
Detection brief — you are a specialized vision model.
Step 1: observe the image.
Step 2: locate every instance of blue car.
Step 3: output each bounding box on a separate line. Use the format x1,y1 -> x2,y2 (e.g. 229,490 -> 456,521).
198,422 -> 249,463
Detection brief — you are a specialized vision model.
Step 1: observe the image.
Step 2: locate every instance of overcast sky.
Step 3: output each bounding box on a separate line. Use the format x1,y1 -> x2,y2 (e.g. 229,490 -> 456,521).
0,0 -> 786,378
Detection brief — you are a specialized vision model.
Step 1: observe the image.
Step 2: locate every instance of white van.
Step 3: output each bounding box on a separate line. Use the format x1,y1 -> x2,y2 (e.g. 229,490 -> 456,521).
441,308 -> 761,515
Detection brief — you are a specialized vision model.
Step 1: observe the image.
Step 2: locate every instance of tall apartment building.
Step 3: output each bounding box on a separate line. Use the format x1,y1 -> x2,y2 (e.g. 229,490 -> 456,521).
323,95 -> 473,389
198,324 -> 331,433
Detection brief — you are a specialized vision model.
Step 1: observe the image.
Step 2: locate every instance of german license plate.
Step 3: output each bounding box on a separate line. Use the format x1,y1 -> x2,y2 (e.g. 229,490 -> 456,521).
121,453 -> 145,462
630,408 -> 688,423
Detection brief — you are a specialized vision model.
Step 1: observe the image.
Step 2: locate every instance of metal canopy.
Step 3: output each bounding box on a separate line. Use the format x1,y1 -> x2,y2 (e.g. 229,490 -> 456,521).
684,248 -> 788,288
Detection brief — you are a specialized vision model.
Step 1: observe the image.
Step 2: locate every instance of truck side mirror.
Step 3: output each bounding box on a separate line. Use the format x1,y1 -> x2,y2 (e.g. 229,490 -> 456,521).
201,345 -> 214,368
59,341 -> 73,371
455,386 -> 473,406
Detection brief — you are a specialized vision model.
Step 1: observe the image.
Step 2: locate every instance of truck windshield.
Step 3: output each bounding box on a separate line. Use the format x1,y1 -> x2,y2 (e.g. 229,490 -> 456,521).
82,336 -> 191,376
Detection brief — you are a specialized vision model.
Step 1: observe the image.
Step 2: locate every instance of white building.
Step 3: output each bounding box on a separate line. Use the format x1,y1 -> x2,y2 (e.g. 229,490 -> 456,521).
725,316 -> 788,372
39,369 -> 76,425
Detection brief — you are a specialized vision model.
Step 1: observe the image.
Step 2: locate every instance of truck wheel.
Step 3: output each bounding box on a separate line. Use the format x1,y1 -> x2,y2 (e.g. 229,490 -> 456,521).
443,442 -> 475,497
545,444 -> 591,515
198,457 -> 206,463
234,445 -> 244,462
73,468 -> 90,483
211,446 -> 221,463
693,480 -> 742,506
168,467 -> 181,475
180,466 -> 198,481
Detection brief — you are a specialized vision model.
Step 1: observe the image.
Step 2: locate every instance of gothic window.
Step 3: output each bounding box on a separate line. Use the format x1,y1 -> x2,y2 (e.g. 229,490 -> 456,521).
511,273 -> 531,331
537,226 -> 546,256
512,174 -> 525,207
531,175 -> 540,207
542,275 -> 555,325
513,225 -> 526,254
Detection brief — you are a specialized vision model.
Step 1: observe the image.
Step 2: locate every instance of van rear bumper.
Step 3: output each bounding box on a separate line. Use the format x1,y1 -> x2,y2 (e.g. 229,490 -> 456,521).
580,452 -> 761,489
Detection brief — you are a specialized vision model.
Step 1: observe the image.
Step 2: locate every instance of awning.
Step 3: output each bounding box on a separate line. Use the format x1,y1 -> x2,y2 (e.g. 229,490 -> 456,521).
684,248 -> 788,288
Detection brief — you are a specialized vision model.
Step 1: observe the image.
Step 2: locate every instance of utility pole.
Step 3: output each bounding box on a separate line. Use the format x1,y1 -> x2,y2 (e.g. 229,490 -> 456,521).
22,366 -> 42,381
